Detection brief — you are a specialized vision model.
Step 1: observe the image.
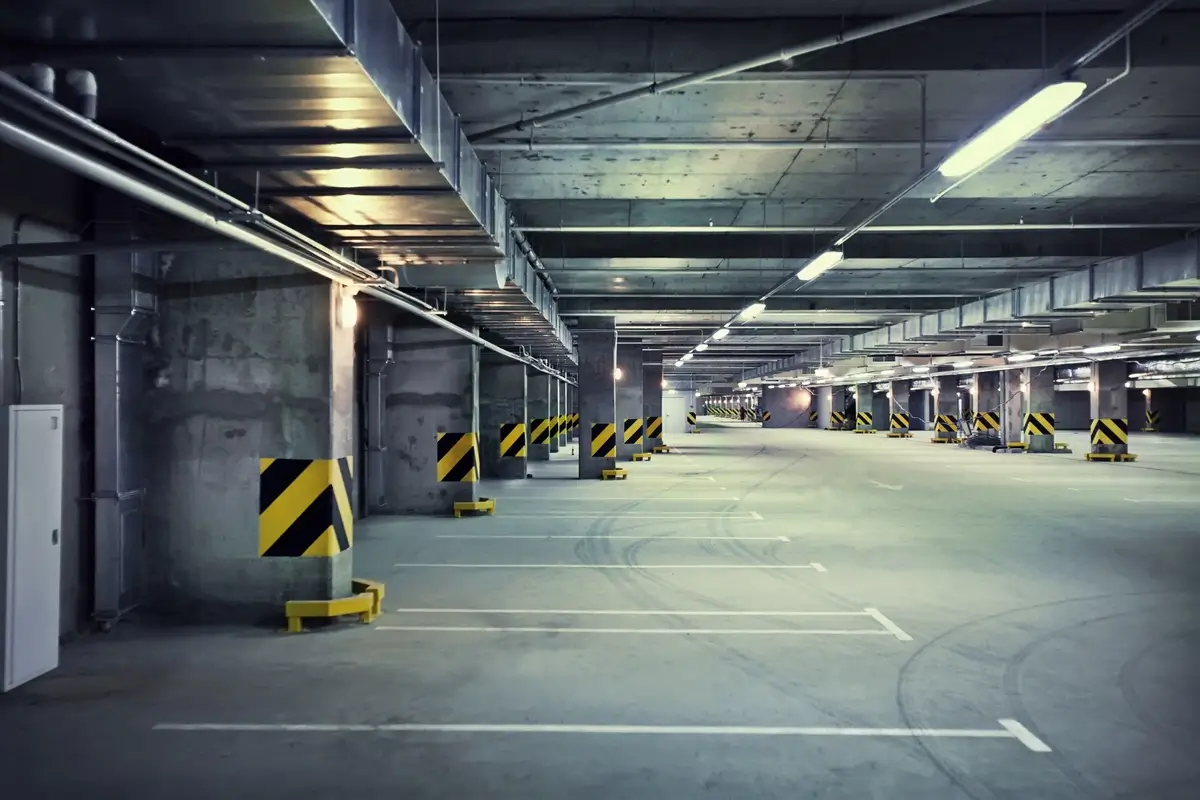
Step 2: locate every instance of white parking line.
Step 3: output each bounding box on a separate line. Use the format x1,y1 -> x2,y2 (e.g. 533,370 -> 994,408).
152,720 -> 1051,751
495,513 -> 756,520
392,563 -> 828,570
392,608 -> 869,616
434,534 -> 790,541
749,511 -> 764,520
375,626 -> 896,636
489,496 -> 741,502
863,608 -> 913,641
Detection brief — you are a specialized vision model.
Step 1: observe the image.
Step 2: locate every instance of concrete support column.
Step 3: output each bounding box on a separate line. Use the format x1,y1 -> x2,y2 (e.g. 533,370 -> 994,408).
817,385 -> 833,429
1090,360 -> 1130,455
616,344 -> 645,460
1001,370 -> 1025,445
385,317 -> 479,513
855,383 -> 875,431
527,371 -> 551,461
972,371 -> 1002,434
146,257 -> 353,620
642,352 -> 664,448
549,378 -> 561,454
1142,388 -> 1157,431
555,379 -> 568,449
889,381 -> 910,434
479,352 -> 527,480
933,375 -> 959,441
566,383 -> 578,441
1025,366 -> 1056,452
578,318 -> 617,479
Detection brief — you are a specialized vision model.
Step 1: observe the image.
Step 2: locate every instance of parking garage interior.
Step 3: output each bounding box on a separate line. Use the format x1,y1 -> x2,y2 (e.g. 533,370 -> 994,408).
1,1 -> 1199,798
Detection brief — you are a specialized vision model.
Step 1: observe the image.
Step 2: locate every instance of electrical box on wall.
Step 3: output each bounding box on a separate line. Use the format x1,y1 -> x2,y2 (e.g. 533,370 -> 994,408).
1,405 -> 65,692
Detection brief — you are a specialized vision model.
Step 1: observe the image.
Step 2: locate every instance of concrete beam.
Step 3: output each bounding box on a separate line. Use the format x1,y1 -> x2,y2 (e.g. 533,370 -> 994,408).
560,295 -> 963,315
416,13 -> 1200,74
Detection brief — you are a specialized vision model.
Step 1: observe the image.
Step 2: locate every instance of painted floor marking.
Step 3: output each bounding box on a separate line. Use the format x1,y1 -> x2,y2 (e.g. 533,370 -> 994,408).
153,720 -> 1050,751
392,563 -> 828,571
375,626 -> 895,636
863,608 -> 913,641
1010,477 -> 1033,483
434,534 -> 790,541
749,511 -> 764,520
868,480 -> 903,491
392,608 -> 869,617
494,513 -> 758,520
1122,497 -> 1200,504
488,496 -> 741,502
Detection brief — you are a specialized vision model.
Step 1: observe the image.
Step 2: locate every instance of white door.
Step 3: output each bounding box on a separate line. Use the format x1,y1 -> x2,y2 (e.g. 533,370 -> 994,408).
4,405 -> 64,692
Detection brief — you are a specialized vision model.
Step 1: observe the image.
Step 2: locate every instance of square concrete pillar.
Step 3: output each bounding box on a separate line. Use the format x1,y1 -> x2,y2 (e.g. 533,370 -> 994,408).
972,371 -> 1002,433
817,385 -> 833,429
527,371 -> 551,461
642,352 -> 664,447
855,383 -> 876,430
145,256 -> 353,621
1001,370 -> 1025,444
616,344 -> 645,460
556,379 -> 569,448
479,352 -> 527,480
548,378 -> 561,454
889,381 -> 910,434
1090,359 -> 1130,455
1025,366 -> 1057,452
384,318 -> 480,513
933,375 -> 959,441
578,318 -> 617,478
566,382 -> 578,441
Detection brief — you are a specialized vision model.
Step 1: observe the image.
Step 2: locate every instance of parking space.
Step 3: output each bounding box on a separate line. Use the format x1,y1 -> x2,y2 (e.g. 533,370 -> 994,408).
2,424 -> 1198,798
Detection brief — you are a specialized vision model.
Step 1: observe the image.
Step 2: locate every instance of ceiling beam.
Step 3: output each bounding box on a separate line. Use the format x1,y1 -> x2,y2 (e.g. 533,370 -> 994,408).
559,296 -> 955,313
480,137 -> 1200,152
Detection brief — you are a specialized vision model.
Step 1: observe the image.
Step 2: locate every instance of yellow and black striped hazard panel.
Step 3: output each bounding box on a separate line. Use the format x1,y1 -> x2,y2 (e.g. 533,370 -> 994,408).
500,423 -> 526,458
935,414 -> 958,433
1023,412 -> 1055,436
1145,410 -> 1160,427
831,411 -> 846,425
558,414 -> 567,434
645,415 -> 663,438
763,410 -> 772,422
973,411 -> 1000,431
809,410 -> 818,423
1090,417 -> 1129,446
259,457 -> 353,558
890,413 -> 910,429
529,417 -> 551,444
550,416 -> 560,438
436,432 -> 480,482
856,411 -> 873,427
572,412 -> 580,429
623,417 -> 644,444
591,422 -> 617,457
686,411 -> 697,425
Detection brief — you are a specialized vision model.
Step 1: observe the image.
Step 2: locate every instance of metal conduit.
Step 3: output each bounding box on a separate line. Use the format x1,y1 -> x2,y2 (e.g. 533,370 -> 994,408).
0,109 -> 573,381
478,137 -> 1200,151
519,223 -> 1200,234
469,0 -> 998,141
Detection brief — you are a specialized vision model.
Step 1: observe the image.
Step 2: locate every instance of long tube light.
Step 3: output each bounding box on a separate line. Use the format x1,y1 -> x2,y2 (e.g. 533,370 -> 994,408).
711,327 -> 731,340
796,250 -> 844,280
1008,352 -> 1037,363
939,81 -> 1088,178
682,353 -> 694,361
1082,343 -> 1122,355
696,342 -> 709,351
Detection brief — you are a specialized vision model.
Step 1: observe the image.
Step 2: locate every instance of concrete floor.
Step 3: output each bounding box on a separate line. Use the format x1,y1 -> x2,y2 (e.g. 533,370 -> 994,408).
3,422 -> 1199,798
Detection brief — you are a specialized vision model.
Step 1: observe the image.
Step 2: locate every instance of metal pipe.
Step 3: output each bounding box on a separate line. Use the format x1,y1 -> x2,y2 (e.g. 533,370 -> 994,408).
476,136 -> 1200,151
438,72 -> 926,86
0,110 -> 573,380
468,0 -> 998,141
510,222 -> 559,295
518,222 -> 1200,234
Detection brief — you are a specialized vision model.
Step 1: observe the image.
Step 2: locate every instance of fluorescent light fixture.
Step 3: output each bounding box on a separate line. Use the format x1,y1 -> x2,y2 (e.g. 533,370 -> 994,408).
1008,352 -> 1037,363
1195,333 -> 1200,342
796,250 -> 844,281
674,360 -> 684,367
952,361 -> 973,369
938,81 -> 1087,178
737,381 -> 747,389
879,369 -> 896,377
1037,349 -> 1060,357
682,353 -> 694,361
1082,343 -> 1122,355
696,342 -> 709,351
711,327 -> 731,340
815,367 -> 832,377
661,379 -> 668,389
613,367 -> 624,380
912,366 -> 931,374
739,302 -> 767,320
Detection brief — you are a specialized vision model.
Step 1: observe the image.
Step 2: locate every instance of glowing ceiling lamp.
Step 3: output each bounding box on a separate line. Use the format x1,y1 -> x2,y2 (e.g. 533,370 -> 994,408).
1008,353 -> 1037,363
696,342 -> 709,351
739,302 -> 767,320
1082,343 -> 1122,355
939,81 -> 1087,178
796,250 -> 844,281
711,327 -> 731,340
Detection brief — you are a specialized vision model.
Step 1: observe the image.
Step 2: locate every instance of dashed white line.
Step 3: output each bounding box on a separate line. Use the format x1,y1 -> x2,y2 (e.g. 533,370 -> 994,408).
998,719 -> 1053,752
749,511 -> 764,521
863,608 -> 913,642
810,562 -> 828,573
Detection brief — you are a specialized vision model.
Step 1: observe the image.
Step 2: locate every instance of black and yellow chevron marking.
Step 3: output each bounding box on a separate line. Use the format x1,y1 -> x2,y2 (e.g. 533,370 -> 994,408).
809,410 -> 818,423
623,417 -> 644,444
856,411 -> 873,427
572,412 -> 580,430
529,417 -> 551,444
973,411 -> 1000,432
436,432 -> 479,483
591,422 -> 617,457
830,411 -> 847,426
1145,410 -> 1160,427
646,415 -> 663,439
259,457 -> 353,558
890,413 -> 910,429
558,414 -> 568,435
687,411 -> 697,425
1090,417 -> 1129,446
763,410 -> 772,422
1024,412 -> 1055,436
551,416 -> 561,438
935,414 -> 958,433
500,423 -> 526,458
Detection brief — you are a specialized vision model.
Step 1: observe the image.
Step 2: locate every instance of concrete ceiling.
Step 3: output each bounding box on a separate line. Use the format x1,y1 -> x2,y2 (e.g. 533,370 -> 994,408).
399,0 -> 1200,383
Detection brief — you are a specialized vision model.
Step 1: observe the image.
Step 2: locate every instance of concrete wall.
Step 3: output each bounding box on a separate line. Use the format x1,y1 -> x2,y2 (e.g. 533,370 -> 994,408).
0,145 -> 92,636
144,254 -> 353,620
